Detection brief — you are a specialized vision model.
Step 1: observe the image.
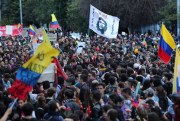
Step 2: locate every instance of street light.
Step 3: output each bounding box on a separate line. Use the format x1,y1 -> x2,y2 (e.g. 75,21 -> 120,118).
177,0 -> 180,36
19,0 -> 23,24
0,0 -> 1,24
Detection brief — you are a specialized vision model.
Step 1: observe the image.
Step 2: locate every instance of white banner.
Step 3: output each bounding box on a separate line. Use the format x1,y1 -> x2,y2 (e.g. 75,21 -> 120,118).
6,25 -> 13,35
89,5 -> 120,39
47,33 -> 57,41
70,32 -> 81,40
38,63 -> 56,83
76,42 -> 86,54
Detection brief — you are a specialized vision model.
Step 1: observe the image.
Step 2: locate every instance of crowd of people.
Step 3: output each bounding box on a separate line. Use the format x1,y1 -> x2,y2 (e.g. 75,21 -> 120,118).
0,31 -> 180,121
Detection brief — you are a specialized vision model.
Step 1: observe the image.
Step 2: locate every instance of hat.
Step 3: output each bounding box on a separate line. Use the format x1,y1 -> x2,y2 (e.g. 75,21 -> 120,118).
98,53 -> 104,57
92,80 -> 99,84
134,48 -> 138,54
133,63 -> 140,69
143,88 -> 155,96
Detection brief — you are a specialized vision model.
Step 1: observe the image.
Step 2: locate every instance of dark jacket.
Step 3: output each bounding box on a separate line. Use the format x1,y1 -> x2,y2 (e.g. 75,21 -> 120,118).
91,102 -> 102,121
43,112 -> 64,121
21,117 -> 38,121
64,99 -> 80,113
163,82 -> 172,97
113,106 -> 125,121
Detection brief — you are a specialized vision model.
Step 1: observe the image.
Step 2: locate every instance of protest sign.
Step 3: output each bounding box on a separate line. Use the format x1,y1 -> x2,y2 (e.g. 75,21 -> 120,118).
47,33 -> 57,41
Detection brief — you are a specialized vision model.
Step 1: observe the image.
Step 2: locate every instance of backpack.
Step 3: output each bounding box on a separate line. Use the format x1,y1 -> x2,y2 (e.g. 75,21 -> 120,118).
91,102 -> 103,118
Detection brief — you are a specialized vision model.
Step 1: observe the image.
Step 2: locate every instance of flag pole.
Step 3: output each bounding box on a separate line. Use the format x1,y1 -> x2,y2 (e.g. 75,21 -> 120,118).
10,98 -> 18,109
177,0 -> 180,36
19,0 -> 23,24
87,28 -> 91,59
88,2 -> 91,59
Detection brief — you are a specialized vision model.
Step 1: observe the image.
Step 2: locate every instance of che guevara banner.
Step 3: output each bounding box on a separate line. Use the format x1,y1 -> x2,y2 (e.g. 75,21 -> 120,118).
89,5 -> 120,39
8,29 -> 59,100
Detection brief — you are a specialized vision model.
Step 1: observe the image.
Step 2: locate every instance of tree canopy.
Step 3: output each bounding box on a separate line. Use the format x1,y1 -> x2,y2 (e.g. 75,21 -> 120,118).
79,0 -> 167,29
159,0 -> 177,32
0,0 -> 170,32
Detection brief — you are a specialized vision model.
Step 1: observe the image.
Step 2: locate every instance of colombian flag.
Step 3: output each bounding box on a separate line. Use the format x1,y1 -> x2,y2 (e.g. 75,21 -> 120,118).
173,48 -> 180,93
8,29 -> 59,100
50,14 -> 60,28
28,25 -> 36,36
158,23 -> 176,64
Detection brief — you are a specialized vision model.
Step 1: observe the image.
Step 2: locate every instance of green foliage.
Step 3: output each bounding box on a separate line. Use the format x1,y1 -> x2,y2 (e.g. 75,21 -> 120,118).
0,0 -> 111,32
1,0 -> 21,25
160,0 -> 177,21
1,0 -> 69,28
159,0 -> 177,31
23,0 -> 56,26
79,0 -> 167,29
0,0 -> 171,32
66,0 -> 88,32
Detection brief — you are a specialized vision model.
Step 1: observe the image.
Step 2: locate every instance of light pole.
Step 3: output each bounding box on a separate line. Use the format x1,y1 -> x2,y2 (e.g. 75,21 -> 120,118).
177,0 -> 180,37
0,0 -> 1,24
19,0 -> 23,24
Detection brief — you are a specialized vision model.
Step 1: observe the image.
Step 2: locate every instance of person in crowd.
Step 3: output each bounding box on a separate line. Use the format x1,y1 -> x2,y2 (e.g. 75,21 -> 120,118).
45,87 -> 56,103
98,104 -> 113,121
63,88 -> 80,113
121,87 -> 132,120
0,73 -> 11,91
43,100 -> 64,121
162,72 -> 173,97
79,74 -> 90,111
106,109 -> 119,121
109,94 -> 125,121
89,91 -> 102,121
21,103 -> 37,121
97,83 -> 108,104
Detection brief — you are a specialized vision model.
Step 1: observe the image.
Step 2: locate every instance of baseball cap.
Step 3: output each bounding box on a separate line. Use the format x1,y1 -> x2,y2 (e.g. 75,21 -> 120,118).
143,88 -> 155,96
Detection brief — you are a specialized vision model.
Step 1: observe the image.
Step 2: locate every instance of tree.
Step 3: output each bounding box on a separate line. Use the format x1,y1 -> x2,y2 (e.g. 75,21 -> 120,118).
66,0 -> 88,32
23,0 -> 56,27
1,0 -> 69,28
159,0 -> 177,33
1,0 -> 168,33
1,0 -> 21,25
79,0 -> 167,31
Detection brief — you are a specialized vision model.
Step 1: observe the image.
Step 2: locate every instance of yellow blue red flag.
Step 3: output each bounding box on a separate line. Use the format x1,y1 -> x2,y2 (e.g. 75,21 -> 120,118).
158,23 -> 176,64
28,25 -> 36,36
8,29 -> 59,100
50,14 -> 60,28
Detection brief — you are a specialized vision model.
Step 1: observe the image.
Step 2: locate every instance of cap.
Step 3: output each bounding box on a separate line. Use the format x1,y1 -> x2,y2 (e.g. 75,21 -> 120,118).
133,63 -> 140,69
143,88 -> 155,96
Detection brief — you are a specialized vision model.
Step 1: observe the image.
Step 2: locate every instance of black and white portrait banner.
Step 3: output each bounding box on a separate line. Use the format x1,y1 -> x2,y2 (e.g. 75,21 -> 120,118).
89,5 -> 120,39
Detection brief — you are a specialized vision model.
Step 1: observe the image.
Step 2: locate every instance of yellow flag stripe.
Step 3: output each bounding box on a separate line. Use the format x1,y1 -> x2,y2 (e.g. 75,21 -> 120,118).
161,23 -> 176,49
51,14 -> 58,22
29,25 -> 35,31
23,28 -> 60,74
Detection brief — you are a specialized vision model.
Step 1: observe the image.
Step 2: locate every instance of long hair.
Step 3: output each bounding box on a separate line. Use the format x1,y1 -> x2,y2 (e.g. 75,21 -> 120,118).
156,86 -> 168,111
